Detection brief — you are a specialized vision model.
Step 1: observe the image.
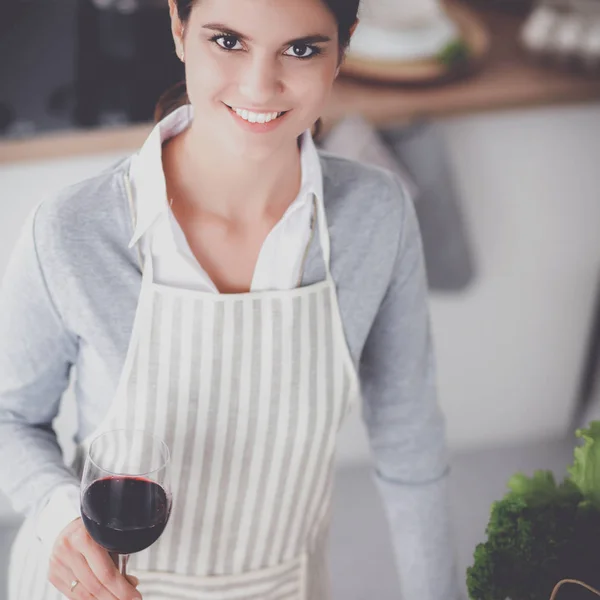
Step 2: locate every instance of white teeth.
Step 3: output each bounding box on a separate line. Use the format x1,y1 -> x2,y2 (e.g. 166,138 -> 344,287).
233,108 -> 282,124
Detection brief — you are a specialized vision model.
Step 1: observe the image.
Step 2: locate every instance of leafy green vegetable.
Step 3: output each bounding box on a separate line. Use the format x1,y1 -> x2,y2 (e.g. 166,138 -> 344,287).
568,422 -> 600,509
467,422 -> 600,600
467,480 -> 580,600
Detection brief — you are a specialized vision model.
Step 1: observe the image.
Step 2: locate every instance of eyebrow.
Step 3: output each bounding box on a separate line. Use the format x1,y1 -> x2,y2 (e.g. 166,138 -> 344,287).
202,23 -> 332,45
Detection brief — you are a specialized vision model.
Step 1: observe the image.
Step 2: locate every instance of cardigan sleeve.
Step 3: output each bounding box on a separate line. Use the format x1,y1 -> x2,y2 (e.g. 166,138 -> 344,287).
0,207 -> 80,533
359,177 -> 462,600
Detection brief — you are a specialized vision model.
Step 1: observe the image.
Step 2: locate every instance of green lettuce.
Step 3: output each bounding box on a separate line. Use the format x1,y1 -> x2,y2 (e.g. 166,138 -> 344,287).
568,421 -> 600,508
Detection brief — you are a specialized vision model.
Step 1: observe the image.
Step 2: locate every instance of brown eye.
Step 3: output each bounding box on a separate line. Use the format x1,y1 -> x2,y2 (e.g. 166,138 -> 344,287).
214,35 -> 243,51
284,43 -> 316,58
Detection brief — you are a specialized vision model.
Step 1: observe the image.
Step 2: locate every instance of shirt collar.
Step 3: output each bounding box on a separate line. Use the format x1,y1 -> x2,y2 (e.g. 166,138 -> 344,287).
128,105 -> 323,249
128,104 -> 193,248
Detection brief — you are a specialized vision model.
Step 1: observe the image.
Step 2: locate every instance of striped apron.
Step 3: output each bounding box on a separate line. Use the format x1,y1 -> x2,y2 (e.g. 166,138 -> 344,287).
8,183 -> 359,600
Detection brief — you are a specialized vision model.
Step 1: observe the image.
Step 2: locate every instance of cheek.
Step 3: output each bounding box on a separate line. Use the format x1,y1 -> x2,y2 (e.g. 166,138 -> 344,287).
184,50 -> 238,107
288,63 -> 336,111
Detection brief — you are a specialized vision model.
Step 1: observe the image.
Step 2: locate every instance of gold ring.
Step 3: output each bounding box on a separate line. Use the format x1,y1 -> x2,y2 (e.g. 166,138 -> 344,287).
70,579 -> 79,592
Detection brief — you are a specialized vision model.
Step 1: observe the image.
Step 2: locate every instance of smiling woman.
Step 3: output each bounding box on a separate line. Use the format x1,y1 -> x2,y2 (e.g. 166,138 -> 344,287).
155,0 -> 358,138
2,0 -> 460,599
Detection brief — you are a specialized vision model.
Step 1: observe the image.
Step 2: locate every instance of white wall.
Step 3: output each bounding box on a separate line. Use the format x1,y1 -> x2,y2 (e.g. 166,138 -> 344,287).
434,103 -> 600,450
0,103 -> 599,507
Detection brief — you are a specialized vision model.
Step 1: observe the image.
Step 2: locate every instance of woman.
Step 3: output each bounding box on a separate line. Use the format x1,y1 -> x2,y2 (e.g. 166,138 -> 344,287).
0,0 -> 460,598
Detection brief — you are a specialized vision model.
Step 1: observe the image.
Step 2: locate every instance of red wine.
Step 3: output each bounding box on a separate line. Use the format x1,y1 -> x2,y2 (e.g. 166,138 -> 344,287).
81,477 -> 171,555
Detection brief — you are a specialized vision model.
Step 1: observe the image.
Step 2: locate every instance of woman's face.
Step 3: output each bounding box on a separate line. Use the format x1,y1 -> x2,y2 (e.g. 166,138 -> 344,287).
169,0 -> 340,157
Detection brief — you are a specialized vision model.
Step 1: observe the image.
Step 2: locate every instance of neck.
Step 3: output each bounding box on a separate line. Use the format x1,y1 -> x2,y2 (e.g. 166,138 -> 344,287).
164,121 -> 303,223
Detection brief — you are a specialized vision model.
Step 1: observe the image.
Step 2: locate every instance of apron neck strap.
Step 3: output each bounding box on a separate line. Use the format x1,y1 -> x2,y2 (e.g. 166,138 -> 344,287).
313,193 -> 332,278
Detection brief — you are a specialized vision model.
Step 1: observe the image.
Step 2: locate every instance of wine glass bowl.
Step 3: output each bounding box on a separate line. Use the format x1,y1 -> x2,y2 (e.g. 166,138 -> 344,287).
80,430 -> 172,573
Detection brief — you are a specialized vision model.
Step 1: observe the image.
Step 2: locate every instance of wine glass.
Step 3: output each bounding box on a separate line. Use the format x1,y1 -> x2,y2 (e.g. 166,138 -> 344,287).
80,429 -> 172,577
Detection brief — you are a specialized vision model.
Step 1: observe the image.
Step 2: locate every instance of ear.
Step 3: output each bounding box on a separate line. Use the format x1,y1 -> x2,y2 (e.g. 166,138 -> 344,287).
168,0 -> 185,60
349,18 -> 359,38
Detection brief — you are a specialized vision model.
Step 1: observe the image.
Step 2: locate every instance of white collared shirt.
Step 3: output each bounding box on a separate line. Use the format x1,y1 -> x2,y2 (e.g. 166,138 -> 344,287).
128,104 -> 323,292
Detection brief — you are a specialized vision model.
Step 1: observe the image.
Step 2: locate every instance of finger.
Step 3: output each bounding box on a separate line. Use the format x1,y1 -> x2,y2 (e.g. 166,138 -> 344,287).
126,575 -> 140,587
74,535 -> 141,600
47,557 -> 95,600
62,551 -> 119,600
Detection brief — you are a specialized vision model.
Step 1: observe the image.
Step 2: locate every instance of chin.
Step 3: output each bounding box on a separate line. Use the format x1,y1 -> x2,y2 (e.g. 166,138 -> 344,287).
238,139 -> 286,162
227,125 -> 299,158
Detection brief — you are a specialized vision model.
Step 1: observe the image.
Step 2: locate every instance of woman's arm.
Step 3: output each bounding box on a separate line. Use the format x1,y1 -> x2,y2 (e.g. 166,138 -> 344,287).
0,207 -> 81,541
359,179 -> 462,600
1,205 -> 142,598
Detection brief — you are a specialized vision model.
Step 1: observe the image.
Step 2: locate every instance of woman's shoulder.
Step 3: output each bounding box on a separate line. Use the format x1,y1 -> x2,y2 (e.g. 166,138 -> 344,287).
319,150 -> 410,210
33,157 -> 133,251
318,150 -> 411,239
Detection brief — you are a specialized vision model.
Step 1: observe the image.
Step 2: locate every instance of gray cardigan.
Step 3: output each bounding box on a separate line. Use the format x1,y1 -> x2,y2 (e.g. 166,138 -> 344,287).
0,152 -> 460,600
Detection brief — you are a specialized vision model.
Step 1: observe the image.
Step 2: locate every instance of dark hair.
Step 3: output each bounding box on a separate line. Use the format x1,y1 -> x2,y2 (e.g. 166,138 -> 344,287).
154,0 -> 360,125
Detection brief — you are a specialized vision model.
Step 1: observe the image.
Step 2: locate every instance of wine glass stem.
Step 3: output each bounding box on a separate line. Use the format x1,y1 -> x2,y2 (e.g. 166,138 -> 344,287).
118,554 -> 130,577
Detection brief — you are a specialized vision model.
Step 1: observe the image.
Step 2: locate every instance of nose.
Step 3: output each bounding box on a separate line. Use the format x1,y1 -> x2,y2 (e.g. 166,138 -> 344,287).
238,52 -> 282,107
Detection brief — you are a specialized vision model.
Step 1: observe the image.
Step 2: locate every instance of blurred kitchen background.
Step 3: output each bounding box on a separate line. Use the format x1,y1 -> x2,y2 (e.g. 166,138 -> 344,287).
1,0 -> 600,598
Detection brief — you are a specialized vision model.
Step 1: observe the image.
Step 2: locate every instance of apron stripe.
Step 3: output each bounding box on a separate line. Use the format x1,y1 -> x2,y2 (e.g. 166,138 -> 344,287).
275,291 -> 312,563
306,534 -> 330,599
135,291 -> 163,572
258,295 -> 295,567
181,298 -> 216,572
140,579 -> 300,600
246,297 -> 283,571
123,312 -> 141,449
308,291 -> 344,550
308,459 -> 335,552
164,294 -> 198,571
235,295 -> 275,571
202,299 -> 237,573
283,291 -> 322,558
171,297 -> 207,573
146,292 -> 178,570
140,558 -> 299,590
341,370 -> 351,429
208,298 -> 244,573
214,297 -> 254,574
143,291 -> 165,474
189,301 -> 224,570
297,288 -> 337,555
226,298 -> 262,573
151,291 -> 175,474
196,299 -> 231,571
130,289 -> 154,500
267,295 -> 303,565
148,293 -> 177,570
140,562 -> 302,596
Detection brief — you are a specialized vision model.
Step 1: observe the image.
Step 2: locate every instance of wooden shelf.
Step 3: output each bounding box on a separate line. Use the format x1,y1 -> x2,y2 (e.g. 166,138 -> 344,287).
324,3 -> 600,126
1,2 -> 599,164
